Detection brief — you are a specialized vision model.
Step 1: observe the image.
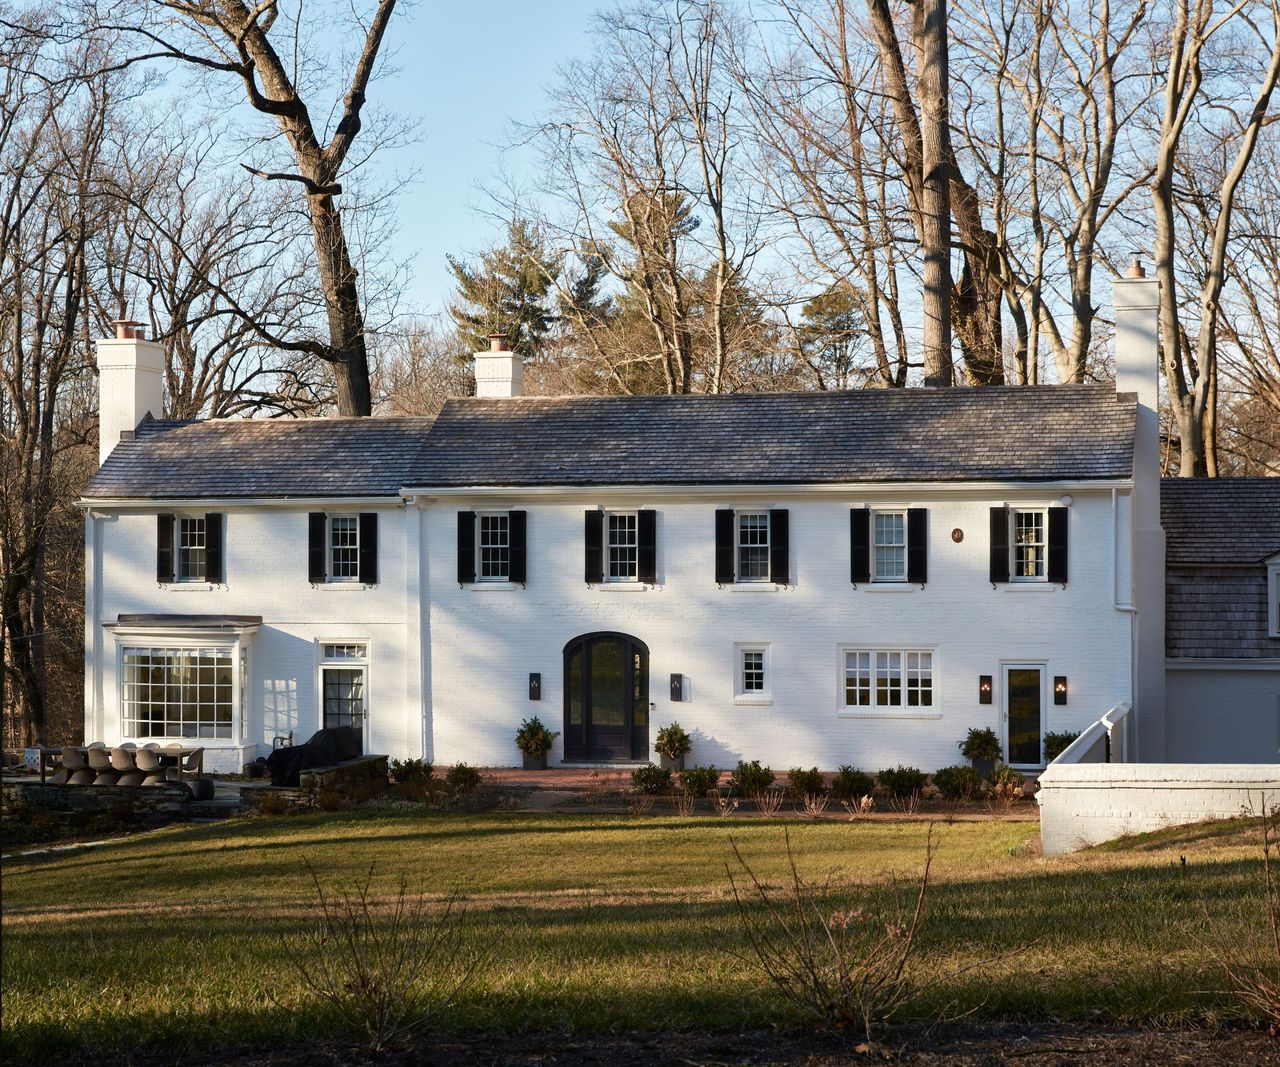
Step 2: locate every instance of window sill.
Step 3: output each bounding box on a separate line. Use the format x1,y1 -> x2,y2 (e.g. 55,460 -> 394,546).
314,582 -> 375,591
1002,583 -> 1058,592
470,582 -> 519,591
734,695 -> 773,706
837,710 -> 943,720
595,582 -> 653,593
861,583 -> 916,593
161,583 -> 219,592
729,583 -> 785,592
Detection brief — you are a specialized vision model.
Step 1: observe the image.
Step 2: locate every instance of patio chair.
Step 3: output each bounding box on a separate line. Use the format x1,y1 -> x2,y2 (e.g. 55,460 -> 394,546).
135,747 -> 167,786
116,771 -> 145,787
59,747 -> 88,786
87,746 -> 113,774
68,769 -> 96,786
92,770 -> 120,786
109,746 -> 136,773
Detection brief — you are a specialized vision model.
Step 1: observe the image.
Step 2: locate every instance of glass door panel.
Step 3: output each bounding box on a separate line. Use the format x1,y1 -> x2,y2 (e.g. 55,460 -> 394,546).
1006,667 -> 1042,765
322,667 -> 366,753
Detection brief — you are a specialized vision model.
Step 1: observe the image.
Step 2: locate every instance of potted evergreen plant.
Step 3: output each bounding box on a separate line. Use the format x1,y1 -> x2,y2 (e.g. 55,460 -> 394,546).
654,722 -> 692,772
958,727 -> 1002,779
515,716 -> 559,770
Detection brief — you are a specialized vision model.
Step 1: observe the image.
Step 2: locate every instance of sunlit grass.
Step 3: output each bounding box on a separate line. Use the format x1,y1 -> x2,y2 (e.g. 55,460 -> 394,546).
1,810 -> 1270,1058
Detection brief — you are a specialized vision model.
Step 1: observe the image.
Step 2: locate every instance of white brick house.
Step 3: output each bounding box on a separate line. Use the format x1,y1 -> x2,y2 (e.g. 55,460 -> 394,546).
79,275 -> 1279,773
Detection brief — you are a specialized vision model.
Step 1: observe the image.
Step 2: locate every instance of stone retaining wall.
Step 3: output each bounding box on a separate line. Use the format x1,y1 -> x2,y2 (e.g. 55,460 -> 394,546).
1037,763 -> 1280,854
2,781 -> 192,818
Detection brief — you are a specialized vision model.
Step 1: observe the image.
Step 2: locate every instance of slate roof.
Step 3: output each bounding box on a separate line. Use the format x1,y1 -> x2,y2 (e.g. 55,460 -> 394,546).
408,384 -> 1135,487
1161,478 -> 1280,565
85,417 -> 436,499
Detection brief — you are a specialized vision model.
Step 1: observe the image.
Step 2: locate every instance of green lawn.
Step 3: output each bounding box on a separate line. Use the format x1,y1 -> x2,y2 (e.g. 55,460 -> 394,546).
1,810 -> 1270,1058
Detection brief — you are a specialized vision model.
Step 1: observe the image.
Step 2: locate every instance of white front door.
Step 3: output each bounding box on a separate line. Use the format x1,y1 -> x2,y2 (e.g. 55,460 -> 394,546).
1004,664 -> 1046,767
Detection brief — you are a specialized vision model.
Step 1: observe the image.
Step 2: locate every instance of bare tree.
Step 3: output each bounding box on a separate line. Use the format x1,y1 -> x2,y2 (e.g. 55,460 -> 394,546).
915,0 -> 954,385
104,0 -> 407,415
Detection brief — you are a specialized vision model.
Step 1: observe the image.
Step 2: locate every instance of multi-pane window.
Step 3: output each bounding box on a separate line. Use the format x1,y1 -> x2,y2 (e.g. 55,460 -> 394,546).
1013,509 -> 1047,580
873,511 -> 906,581
607,512 -> 639,581
742,649 -> 765,692
737,513 -> 770,581
176,517 -> 207,581
329,516 -> 360,580
322,643 -> 367,661
122,646 -> 233,739
844,649 -> 933,710
478,513 -> 510,581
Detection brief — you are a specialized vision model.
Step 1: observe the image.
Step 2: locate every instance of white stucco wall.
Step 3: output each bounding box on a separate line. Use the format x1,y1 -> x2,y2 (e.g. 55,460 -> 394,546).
85,502 -> 422,772
1038,763 -> 1280,853
424,487 -> 1135,770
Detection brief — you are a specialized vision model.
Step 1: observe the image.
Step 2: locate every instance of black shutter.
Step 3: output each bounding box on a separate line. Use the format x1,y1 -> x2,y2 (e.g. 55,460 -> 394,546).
156,513 -> 175,583
989,506 -> 1010,584
358,512 -> 378,584
850,509 -> 871,584
907,508 -> 928,584
308,512 -> 327,583
715,509 -> 735,584
457,511 -> 476,584
584,510 -> 604,583
769,509 -> 790,585
509,510 -> 527,583
637,510 -> 657,583
204,513 -> 224,583
1047,506 -> 1069,584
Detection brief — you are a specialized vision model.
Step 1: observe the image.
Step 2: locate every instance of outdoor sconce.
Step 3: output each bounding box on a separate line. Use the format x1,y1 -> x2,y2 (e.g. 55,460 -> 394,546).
1054,676 -> 1068,706
670,673 -> 684,702
979,675 -> 993,704
528,673 -> 541,701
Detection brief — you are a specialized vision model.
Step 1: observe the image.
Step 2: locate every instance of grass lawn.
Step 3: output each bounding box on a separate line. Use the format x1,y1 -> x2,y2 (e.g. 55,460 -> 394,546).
0,809 -> 1271,1059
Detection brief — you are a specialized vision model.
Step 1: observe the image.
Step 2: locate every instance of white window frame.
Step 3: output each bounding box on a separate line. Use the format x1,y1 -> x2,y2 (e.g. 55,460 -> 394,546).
838,645 -> 939,718
734,642 -> 772,705
736,511 -> 771,584
328,514 -> 361,583
120,642 -> 237,741
872,509 -> 907,583
604,510 -> 640,583
1011,508 -> 1048,583
174,515 -> 208,583
476,511 -> 511,582
1268,557 -> 1280,638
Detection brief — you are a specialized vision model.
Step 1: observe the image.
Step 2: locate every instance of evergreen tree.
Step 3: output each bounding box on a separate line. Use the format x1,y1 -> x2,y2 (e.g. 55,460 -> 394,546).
446,218 -> 561,359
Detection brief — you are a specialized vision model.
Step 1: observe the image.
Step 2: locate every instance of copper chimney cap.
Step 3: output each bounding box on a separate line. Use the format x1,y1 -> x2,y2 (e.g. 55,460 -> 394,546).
111,319 -> 145,340
1125,256 -> 1146,279
488,332 -> 510,352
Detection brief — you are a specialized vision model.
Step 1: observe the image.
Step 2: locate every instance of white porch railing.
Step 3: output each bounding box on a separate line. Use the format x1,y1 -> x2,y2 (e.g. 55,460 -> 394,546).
1051,701 -> 1131,765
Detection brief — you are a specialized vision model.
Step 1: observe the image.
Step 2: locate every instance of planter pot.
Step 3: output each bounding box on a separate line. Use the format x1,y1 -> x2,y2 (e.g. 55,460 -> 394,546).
522,753 -> 548,771
658,754 -> 685,772
971,757 -> 995,780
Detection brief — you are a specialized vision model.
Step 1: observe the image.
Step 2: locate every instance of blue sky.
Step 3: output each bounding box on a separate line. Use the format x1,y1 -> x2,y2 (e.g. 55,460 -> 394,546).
377,2 -> 602,313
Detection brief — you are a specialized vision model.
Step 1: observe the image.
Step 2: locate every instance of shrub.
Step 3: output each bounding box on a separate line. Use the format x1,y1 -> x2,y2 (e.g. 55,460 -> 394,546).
830,766 -> 875,802
958,727 -> 1002,762
316,788 -> 346,812
254,790 -> 291,816
877,766 -> 927,798
1043,731 -> 1081,761
785,767 -> 826,799
654,721 -> 693,760
285,865 -> 485,1053
989,764 -> 1025,792
515,716 -> 559,758
389,758 -> 434,784
932,765 -> 980,801
679,765 -> 720,796
729,759 -> 775,796
445,763 -> 482,795
631,763 -> 672,795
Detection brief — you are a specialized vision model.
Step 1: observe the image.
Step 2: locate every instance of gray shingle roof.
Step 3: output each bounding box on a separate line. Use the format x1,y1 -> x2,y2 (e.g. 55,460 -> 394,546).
86,417 -> 435,499
409,384 -> 1135,487
1161,478 -> 1280,565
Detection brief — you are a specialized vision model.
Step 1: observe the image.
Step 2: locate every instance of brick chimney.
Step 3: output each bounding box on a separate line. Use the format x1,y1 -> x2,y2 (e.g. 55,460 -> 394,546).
473,333 -> 524,398
1113,259 -> 1165,759
97,320 -> 164,466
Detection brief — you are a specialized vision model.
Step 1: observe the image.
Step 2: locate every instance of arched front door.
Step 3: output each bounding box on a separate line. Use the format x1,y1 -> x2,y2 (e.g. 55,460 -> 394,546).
563,633 -> 649,761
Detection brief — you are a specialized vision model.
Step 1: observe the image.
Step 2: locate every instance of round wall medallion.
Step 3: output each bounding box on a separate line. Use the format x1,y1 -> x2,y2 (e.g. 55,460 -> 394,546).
951,528 -> 964,543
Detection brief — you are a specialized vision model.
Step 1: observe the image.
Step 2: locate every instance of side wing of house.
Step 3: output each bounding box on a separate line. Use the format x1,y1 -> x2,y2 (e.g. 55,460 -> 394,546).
1162,478 -> 1280,763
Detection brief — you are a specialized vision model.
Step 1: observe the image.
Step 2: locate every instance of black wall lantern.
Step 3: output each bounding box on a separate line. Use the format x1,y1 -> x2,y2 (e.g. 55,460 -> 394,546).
670,673 -> 684,702
978,675 -> 993,704
1053,676 -> 1068,705
528,672 -> 541,701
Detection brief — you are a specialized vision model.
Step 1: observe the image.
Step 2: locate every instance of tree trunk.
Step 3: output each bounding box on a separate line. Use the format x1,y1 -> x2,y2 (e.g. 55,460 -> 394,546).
914,0 -> 952,387
308,193 -> 372,415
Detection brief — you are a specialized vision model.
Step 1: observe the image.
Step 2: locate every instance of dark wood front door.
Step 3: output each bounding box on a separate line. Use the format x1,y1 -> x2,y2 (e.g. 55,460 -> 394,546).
564,633 -> 648,761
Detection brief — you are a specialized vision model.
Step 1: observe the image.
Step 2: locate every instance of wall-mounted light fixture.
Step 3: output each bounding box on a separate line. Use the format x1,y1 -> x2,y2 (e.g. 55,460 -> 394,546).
979,675 -> 993,704
529,672 -> 541,700
670,673 -> 684,701
1053,675 -> 1068,705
